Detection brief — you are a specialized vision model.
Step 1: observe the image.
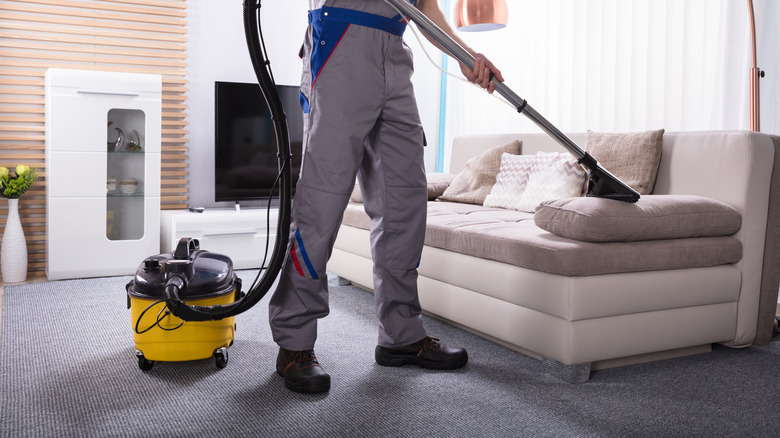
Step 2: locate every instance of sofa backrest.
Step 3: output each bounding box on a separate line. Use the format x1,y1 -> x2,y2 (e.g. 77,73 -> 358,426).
449,130 -> 778,346
449,133 -> 587,174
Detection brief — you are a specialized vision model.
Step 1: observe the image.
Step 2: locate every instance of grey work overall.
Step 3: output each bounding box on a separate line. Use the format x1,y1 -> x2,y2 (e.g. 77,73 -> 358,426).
269,0 -> 428,350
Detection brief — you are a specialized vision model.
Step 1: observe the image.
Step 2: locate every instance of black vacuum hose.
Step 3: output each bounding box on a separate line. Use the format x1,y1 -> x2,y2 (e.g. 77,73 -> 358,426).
164,0 -> 292,321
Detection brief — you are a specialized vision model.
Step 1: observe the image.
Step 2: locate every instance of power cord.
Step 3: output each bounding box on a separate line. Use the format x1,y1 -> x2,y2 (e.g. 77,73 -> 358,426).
135,300 -> 184,334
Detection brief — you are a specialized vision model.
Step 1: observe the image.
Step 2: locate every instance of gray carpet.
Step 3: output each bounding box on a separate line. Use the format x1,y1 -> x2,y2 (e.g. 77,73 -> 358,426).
1,271 -> 779,438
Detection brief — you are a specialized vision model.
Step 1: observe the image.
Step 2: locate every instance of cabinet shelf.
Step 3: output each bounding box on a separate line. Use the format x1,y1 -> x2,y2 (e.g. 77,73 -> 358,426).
108,150 -> 145,155
107,192 -> 145,198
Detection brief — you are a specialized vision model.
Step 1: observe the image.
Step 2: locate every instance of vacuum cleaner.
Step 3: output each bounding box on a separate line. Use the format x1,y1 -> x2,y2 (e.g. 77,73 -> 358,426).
127,238 -> 241,370
126,0 -> 639,371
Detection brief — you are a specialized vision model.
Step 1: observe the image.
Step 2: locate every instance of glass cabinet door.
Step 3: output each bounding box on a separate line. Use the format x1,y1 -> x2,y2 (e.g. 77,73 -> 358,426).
106,108 -> 145,240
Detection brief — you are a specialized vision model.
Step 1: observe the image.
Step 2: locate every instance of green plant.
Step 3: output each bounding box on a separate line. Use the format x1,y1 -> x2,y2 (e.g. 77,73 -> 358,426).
0,164 -> 38,199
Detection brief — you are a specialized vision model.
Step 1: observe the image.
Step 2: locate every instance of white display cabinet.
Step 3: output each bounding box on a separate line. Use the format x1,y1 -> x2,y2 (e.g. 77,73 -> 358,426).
45,68 -> 161,280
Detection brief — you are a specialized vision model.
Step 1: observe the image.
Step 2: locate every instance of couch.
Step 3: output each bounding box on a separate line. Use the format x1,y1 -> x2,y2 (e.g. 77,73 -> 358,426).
327,130 -> 780,382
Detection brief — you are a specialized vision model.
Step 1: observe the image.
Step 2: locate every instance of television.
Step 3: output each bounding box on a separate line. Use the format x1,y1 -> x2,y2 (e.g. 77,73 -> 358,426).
214,81 -> 303,203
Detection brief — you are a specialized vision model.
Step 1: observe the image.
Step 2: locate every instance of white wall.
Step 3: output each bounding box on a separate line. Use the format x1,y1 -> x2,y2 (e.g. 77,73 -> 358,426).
186,0 -> 443,209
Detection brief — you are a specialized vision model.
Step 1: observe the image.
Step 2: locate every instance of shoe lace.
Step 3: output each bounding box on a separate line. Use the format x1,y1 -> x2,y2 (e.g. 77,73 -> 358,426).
417,336 -> 442,353
292,350 -> 319,365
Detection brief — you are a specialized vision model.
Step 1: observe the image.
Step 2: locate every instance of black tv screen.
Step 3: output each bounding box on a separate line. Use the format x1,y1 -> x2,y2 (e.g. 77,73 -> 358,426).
214,81 -> 303,202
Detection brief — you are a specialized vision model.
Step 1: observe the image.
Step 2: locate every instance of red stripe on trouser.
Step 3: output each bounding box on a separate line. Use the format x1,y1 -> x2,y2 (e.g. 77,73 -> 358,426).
290,245 -> 305,277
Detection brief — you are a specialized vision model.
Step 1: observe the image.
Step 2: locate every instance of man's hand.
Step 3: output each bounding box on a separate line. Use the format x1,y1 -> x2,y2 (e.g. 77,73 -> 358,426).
415,0 -> 504,93
460,53 -> 504,94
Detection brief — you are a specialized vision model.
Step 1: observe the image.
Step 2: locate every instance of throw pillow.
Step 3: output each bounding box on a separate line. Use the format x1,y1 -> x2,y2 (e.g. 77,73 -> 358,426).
534,195 -> 742,242
483,153 -> 536,209
350,173 -> 457,203
517,152 -> 588,213
426,173 -> 457,200
585,129 -> 665,195
439,139 -> 522,205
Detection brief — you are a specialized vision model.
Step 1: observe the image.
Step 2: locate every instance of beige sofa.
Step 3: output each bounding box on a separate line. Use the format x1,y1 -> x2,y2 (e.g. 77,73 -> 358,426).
327,130 -> 780,382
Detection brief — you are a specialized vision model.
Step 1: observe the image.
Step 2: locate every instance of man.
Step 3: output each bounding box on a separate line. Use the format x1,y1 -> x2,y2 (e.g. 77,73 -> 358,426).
270,0 -> 504,393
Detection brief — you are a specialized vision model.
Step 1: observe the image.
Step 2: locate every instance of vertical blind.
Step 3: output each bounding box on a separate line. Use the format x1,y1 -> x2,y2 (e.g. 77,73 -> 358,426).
0,0 -> 189,280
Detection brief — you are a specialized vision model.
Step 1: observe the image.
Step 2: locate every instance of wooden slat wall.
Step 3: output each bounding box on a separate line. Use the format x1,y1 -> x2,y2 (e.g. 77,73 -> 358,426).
0,0 -> 188,281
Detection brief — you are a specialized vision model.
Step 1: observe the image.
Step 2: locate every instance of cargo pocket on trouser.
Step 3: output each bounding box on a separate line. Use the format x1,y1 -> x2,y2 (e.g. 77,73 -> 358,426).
372,184 -> 427,271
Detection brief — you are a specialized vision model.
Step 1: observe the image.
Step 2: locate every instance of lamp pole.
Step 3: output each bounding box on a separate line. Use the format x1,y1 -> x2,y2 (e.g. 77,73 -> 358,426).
747,0 -> 764,132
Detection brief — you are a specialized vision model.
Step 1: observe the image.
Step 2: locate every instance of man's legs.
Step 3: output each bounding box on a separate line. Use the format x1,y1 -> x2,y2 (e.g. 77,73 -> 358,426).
268,21 -> 387,392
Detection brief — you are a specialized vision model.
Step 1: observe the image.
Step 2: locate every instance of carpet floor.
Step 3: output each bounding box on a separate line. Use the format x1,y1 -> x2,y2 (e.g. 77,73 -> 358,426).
1,271 -> 779,437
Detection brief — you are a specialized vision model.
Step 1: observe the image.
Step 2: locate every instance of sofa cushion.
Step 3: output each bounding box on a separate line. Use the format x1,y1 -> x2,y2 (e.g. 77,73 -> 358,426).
483,153 -> 535,210
340,201 -> 743,276
534,195 -> 742,242
439,139 -> 521,205
425,201 -> 742,276
586,129 -> 664,195
516,152 -> 588,212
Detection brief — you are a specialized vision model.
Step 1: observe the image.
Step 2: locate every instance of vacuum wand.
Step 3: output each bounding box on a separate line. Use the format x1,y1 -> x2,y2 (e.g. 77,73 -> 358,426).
385,0 -> 640,203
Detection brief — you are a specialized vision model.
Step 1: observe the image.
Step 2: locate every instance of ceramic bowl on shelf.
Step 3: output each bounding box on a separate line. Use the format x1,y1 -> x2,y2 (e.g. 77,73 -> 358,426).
107,177 -> 117,193
119,177 -> 139,195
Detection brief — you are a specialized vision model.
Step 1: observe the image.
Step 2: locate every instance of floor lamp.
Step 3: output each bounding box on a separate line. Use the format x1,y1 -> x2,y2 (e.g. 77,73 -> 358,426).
747,0 -> 764,132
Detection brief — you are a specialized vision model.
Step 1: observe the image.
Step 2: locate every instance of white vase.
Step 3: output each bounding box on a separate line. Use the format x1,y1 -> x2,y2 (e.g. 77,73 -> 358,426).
1,198 -> 28,283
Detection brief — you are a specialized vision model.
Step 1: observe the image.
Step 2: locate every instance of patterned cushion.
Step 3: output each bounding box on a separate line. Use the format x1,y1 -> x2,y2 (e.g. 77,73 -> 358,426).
517,152 -> 588,213
439,140 -> 522,205
483,153 -> 535,210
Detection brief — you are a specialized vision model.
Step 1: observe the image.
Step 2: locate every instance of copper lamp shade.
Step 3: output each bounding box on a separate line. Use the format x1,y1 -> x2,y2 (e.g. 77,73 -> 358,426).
454,0 -> 508,32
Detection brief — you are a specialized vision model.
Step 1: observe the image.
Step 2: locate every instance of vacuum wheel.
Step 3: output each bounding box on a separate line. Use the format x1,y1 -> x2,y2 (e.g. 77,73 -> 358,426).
136,350 -> 154,371
214,347 -> 229,369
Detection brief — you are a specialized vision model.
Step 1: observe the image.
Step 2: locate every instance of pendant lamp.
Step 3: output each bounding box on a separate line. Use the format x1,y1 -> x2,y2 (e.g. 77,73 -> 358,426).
454,0 -> 508,32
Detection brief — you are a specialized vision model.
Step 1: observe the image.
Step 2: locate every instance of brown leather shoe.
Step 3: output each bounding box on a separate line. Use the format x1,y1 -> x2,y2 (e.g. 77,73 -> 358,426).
276,348 -> 330,393
375,336 -> 468,370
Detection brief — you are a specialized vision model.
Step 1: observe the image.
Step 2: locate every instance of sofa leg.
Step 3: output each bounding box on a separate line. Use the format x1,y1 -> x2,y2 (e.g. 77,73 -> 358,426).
543,358 -> 592,383
337,276 -> 352,286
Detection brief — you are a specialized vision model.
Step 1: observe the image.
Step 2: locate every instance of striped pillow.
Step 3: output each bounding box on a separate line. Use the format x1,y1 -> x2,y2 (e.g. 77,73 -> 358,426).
517,152 -> 588,213
483,153 -> 535,210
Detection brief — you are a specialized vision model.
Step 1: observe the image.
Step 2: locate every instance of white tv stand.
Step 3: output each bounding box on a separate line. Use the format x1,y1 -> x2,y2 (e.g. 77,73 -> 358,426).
160,208 -> 279,270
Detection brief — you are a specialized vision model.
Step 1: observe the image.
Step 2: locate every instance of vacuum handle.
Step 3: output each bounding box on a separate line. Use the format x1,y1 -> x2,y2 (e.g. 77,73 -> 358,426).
173,237 -> 200,260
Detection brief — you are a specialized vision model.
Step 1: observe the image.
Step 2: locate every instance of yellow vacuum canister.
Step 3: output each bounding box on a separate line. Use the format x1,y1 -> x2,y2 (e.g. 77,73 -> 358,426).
126,238 -> 242,371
